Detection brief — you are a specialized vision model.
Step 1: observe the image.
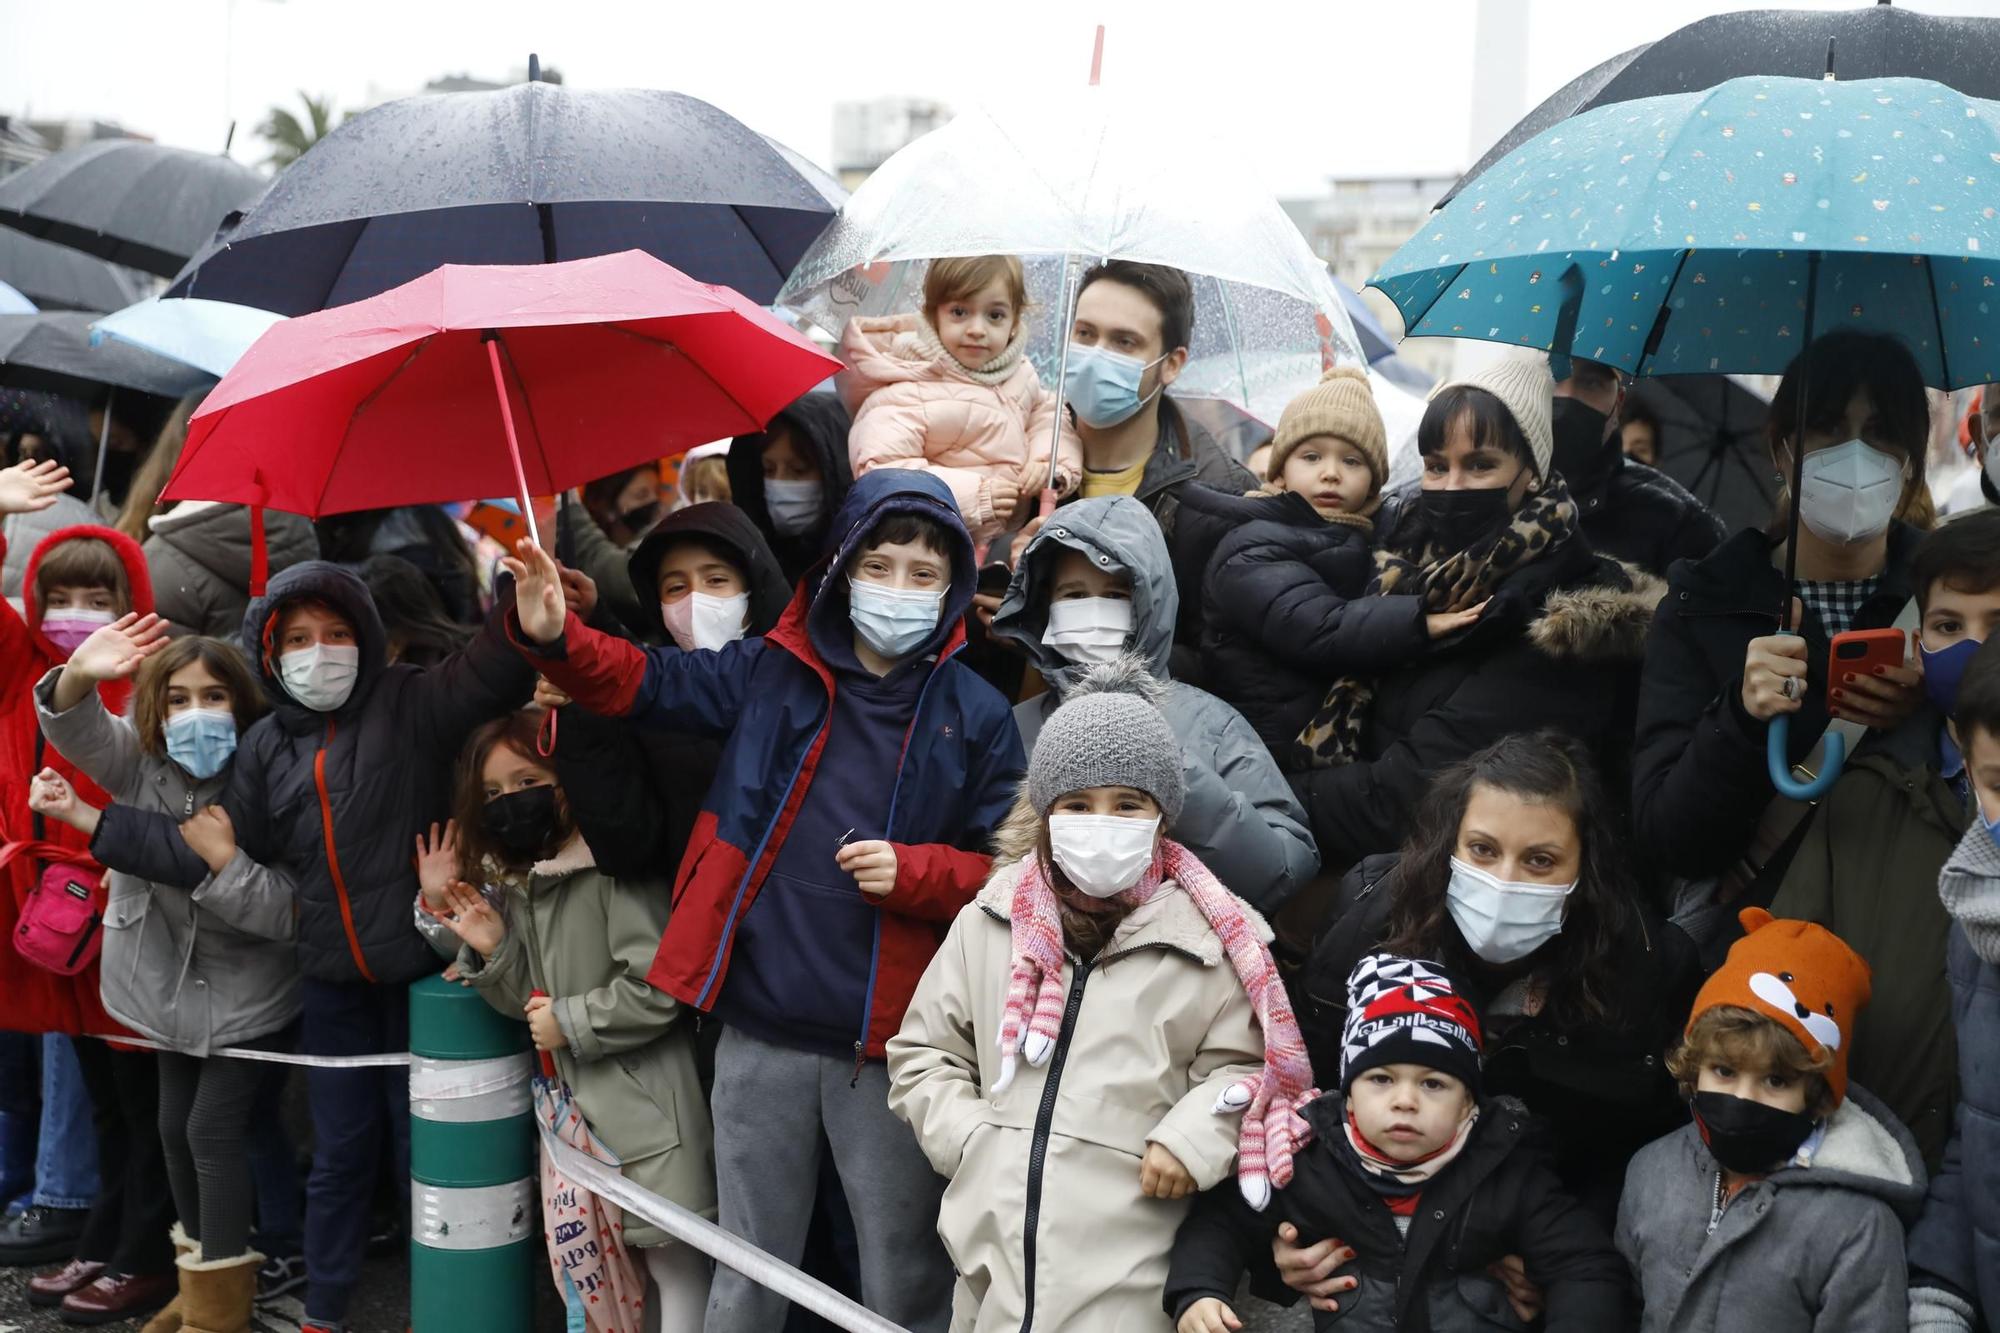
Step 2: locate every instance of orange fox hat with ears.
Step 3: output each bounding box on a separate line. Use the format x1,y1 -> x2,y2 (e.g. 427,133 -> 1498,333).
1687,908 -> 1874,1107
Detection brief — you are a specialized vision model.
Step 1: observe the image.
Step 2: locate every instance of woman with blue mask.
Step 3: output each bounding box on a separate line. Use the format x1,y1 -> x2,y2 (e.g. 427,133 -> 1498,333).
32,621 -> 301,1329
1301,731 -> 1699,1232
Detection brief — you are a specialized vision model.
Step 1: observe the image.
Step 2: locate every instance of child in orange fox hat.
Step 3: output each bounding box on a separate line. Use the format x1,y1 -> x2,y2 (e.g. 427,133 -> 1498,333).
1614,908 -> 1927,1331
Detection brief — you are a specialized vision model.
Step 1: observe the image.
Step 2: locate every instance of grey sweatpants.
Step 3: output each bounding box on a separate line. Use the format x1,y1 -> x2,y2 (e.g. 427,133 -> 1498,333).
704,1027 -> 952,1333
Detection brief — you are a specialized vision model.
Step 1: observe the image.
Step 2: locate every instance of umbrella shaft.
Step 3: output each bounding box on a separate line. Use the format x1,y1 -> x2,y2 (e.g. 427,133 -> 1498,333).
90,387 -> 114,506
484,335 -> 543,549
1044,255 -> 1083,504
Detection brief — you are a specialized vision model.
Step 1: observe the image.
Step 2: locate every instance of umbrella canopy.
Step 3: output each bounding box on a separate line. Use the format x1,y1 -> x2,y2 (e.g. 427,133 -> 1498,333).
165,83 -> 844,315
1441,4 -> 2000,207
0,282 -> 32,315
1373,75 -> 2000,389
0,311 -> 215,401
535,1076 -> 646,1333
778,86 -> 1364,432
92,297 -> 284,378
161,249 -> 840,521
0,139 -> 267,278
0,228 -> 140,313
1628,374 -> 1774,534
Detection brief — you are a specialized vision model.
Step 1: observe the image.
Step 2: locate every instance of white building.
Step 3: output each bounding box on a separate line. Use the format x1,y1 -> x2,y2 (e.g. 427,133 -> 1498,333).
831,97 -> 950,190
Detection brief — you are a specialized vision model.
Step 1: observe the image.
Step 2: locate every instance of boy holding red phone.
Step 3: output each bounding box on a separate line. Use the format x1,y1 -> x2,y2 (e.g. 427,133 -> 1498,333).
1769,508 -> 2000,1169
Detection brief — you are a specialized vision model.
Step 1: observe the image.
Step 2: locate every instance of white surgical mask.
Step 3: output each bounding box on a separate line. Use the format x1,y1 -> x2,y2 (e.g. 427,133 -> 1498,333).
1444,855 -> 1574,964
1041,596 -> 1133,666
848,577 -> 945,660
278,642 -> 360,712
1795,438 -> 1905,545
763,478 -> 825,536
1048,813 -> 1160,898
660,591 -> 749,653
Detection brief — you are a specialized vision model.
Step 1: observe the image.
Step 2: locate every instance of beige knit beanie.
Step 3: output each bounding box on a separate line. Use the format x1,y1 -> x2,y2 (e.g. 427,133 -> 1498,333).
1267,367 -> 1389,486
1428,354 -> 1555,480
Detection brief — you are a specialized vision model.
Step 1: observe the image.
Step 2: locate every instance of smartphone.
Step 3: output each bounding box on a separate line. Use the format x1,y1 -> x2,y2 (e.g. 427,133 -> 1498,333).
1828,628 -> 1906,687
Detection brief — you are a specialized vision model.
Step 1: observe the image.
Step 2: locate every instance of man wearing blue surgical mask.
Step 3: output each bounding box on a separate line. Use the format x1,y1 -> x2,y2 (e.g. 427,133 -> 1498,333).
1768,508 -> 2000,1171
981,262 -> 1255,685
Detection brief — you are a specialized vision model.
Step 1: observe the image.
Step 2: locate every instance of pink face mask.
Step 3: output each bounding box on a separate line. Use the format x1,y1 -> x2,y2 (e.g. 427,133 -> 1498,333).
39,609 -> 116,656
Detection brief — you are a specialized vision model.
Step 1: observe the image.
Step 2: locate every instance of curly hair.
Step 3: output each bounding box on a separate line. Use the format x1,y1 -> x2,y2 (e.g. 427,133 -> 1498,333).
1667,1004 -> 1834,1119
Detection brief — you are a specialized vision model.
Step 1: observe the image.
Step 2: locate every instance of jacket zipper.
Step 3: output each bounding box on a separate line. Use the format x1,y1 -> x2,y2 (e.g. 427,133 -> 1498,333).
313,719 -> 376,983
1017,958 -> 1091,1333
850,641 -> 961,1084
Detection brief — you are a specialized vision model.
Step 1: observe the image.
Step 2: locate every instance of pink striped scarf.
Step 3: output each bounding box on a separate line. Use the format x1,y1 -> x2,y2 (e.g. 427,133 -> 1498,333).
990,838 -> 1319,1209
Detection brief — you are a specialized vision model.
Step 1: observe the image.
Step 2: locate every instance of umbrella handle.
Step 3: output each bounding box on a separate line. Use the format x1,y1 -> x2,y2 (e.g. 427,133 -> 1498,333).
1767,714 -> 1844,801
529,989 -> 557,1079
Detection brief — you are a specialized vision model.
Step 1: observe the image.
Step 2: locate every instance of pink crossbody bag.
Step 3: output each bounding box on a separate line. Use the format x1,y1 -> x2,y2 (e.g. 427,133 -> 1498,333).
0,840 -> 106,976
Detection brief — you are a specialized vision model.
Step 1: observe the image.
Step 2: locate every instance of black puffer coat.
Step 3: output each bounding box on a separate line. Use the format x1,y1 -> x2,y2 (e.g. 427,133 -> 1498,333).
1302,855 -> 1701,1220
1630,521 -> 1921,881
1564,444 -> 1726,579
1288,496 -> 1665,875
726,390 -> 854,585
1166,1094 -> 1628,1332
90,561 -> 536,984
1190,486 -> 1427,756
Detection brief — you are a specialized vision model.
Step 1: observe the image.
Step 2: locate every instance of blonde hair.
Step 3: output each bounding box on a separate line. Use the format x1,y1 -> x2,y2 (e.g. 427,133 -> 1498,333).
676,455 -> 731,507
1667,1004 -> 1834,1118
923,256 -> 1028,321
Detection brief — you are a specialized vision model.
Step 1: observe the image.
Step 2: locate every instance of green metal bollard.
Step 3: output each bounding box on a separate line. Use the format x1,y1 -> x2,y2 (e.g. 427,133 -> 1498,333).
409,975 -> 537,1332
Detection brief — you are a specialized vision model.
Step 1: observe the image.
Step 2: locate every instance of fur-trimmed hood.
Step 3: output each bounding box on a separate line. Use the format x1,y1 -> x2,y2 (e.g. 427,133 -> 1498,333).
1525,560 -> 1665,663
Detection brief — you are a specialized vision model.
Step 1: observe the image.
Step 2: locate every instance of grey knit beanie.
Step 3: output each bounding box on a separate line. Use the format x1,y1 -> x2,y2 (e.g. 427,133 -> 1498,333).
1026,657 -> 1186,824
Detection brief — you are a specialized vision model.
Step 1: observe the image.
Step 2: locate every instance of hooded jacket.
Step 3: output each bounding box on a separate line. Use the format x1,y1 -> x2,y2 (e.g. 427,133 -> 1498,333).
1189,486 -> 1430,756
0,523 -> 154,1036
1905,826 -> 2000,1332
1616,1084 -> 1926,1332
87,560 -> 537,985
885,800 -> 1267,1333
992,495 -> 1318,911
142,501 -> 322,641
454,836 -> 715,1248
514,469 -> 1026,1061
726,390 -> 855,585
556,502 -> 796,878
1166,1095 -> 1629,1332
1631,521 -> 1922,881
1767,703 -> 1967,1168
839,313 -> 1082,541
34,668 -> 298,1054
1289,495 -> 1666,874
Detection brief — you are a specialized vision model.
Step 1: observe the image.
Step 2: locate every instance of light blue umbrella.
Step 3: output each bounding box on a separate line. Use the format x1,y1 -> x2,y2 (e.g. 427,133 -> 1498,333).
91,296 -> 283,378
0,281 -> 33,315
1372,75 -> 2000,389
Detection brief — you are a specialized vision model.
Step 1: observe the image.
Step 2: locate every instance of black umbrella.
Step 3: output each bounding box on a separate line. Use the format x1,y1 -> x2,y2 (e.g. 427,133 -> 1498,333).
1440,2 -> 2000,207
0,312 -> 213,402
0,228 -> 140,312
1627,375 -> 1774,537
165,81 -> 846,314
0,140 -> 268,278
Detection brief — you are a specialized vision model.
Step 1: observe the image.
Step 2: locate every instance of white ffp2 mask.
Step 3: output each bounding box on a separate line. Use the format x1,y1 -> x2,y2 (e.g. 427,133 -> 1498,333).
661,591 -> 750,652
1796,439 -> 1904,545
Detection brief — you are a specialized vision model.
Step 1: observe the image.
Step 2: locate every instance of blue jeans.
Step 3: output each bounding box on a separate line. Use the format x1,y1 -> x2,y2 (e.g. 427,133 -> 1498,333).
35,1036 -> 97,1211
0,1033 -> 37,1211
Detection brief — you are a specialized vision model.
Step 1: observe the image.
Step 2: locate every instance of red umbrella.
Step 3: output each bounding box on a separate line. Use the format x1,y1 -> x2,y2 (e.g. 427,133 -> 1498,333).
160,249 -> 839,547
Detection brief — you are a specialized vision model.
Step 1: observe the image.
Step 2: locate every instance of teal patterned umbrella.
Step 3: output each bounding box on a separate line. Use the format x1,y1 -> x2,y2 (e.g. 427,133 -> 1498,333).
1372,75 -> 2000,388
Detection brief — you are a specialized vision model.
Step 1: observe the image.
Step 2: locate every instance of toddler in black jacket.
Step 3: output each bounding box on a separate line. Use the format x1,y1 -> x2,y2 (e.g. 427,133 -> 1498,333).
1166,953 -> 1627,1332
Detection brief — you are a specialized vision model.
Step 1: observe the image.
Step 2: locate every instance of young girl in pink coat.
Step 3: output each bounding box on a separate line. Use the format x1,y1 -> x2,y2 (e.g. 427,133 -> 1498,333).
839,256 -> 1082,543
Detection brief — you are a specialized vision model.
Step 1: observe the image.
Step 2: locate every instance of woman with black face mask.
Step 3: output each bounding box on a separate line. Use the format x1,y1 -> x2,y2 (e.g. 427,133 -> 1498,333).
418,712 -> 716,1333
1285,355 -> 1665,880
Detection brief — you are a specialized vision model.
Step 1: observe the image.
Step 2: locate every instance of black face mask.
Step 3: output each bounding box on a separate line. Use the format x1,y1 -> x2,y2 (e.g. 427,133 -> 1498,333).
617,500 -> 661,537
1550,398 -> 1614,488
1690,1091 -> 1817,1174
1419,486 -> 1514,552
482,786 -> 562,857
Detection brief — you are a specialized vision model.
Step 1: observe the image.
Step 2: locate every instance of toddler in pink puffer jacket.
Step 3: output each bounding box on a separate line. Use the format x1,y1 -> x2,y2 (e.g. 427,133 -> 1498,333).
838,255 -> 1082,542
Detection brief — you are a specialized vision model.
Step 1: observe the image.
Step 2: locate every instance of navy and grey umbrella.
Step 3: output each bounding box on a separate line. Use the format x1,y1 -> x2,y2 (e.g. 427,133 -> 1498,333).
0,311 -> 214,401
1440,3 -> 2000,207
0,139 -> 267,277
166,82 -> 845,314
0,228 -> 140,312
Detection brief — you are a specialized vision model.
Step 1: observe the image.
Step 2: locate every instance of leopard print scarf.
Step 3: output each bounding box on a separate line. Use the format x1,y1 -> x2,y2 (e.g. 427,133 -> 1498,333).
1292,479 -> 1580,768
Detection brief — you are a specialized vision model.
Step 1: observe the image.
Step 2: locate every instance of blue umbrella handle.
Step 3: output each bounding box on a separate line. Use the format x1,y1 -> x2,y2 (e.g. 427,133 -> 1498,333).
1768,714 -> 1844,800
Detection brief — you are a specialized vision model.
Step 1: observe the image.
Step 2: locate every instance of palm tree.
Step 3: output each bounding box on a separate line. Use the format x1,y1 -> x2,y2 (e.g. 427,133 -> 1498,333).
256,91 -> 339,170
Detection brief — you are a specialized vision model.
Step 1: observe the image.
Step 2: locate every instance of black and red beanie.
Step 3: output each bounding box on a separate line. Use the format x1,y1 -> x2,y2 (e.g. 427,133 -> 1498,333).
1339,954 -> 1484,1095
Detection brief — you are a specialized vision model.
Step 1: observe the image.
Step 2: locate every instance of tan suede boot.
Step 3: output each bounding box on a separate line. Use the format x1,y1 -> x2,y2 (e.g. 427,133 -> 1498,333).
176,1248 -> 262,1333
140,1224 -> 201,1333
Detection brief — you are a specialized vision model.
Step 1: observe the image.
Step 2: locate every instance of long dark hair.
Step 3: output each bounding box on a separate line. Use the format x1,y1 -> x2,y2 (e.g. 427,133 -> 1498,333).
363,554 -> 472,667
1383,730 -> 1633,1027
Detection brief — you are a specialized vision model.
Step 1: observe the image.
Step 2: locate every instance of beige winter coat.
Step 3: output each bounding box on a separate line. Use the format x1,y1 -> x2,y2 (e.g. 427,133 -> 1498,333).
839,313 -> 1083,542
886,826 -> 1268,1332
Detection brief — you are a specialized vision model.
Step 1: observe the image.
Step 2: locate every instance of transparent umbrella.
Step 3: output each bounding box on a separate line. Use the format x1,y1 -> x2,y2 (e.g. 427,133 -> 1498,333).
778,86 -> 1364,491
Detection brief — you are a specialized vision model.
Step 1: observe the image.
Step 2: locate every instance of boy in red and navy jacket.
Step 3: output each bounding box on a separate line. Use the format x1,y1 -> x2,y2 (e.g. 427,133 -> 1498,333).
506,468 -> 1024,1333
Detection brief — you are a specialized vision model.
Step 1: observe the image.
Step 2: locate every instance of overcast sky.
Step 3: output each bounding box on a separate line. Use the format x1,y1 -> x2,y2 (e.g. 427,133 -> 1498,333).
5,0 -> 1999,199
